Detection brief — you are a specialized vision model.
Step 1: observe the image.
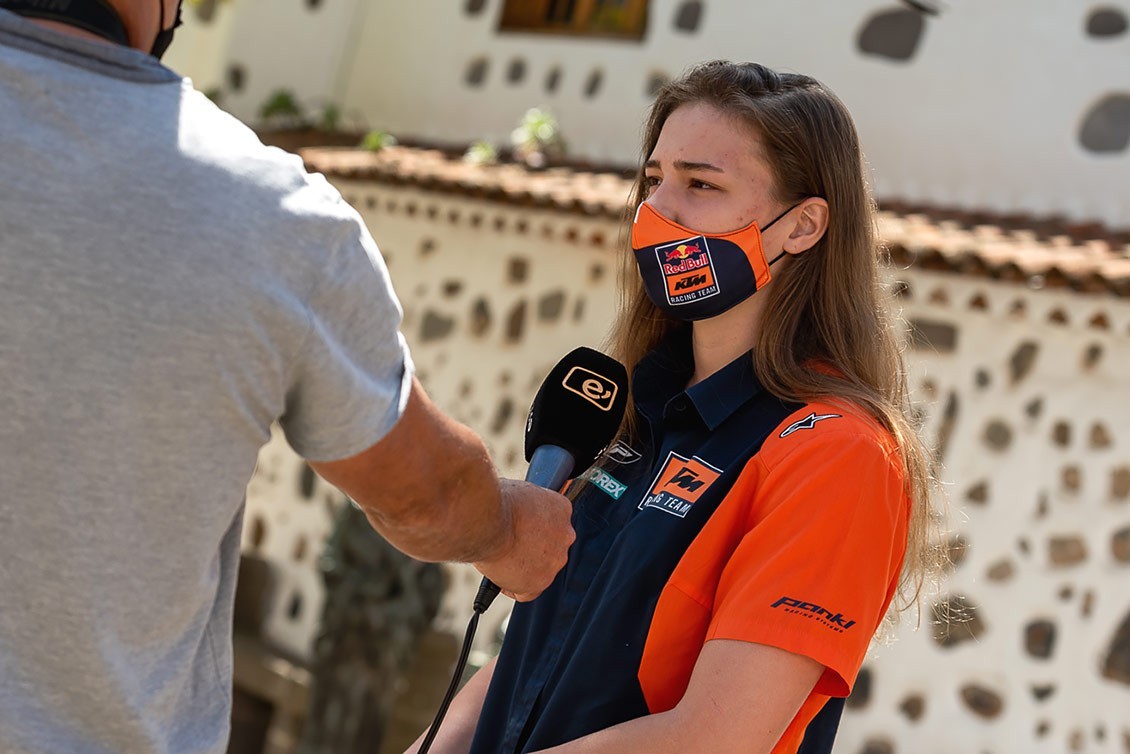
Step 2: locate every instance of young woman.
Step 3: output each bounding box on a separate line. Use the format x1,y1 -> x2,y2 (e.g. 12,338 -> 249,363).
407,60 -> 941,754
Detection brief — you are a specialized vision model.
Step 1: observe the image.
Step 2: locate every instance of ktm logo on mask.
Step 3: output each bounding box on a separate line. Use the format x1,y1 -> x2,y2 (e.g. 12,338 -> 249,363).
655,238 -> 719,304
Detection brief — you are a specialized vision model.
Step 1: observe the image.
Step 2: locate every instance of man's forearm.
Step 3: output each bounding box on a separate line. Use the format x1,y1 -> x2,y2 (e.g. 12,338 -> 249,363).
358,429 -> 511,565
311,377 -> 572,601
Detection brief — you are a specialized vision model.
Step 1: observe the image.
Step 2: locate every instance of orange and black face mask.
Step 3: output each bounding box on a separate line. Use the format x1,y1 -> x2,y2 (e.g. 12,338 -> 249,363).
630,202 -> 796,321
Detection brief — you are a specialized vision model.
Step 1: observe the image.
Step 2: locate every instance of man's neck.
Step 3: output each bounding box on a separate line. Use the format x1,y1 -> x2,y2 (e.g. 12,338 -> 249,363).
25,17 -> 119,46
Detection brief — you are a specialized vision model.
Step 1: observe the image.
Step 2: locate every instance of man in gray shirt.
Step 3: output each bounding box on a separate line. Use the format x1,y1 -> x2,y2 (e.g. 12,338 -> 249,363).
0,2 -> 575,752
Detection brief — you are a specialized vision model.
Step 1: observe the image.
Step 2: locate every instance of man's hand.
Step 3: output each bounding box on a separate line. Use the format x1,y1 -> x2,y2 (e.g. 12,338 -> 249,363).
310,378 -> 574,594
473,479 -> 575,602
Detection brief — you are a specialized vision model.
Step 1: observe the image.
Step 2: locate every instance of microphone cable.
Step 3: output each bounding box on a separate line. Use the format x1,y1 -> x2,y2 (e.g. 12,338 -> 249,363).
415,346 -> 628,753
415,580 -> 499,754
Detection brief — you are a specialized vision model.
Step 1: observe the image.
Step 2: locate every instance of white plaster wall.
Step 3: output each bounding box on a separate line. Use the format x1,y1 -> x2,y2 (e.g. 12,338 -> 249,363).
241,185 -> 622,660
160,0 -> 238,95
167,0 -> 365,126
237,181 -> 1130,750
337,0 -> 1130,226
168,1 -> 1130,224
836,270 -> 1130,754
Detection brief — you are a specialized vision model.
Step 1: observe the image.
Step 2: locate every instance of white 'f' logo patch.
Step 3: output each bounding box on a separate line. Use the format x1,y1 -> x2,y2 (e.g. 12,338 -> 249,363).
780,412 -> 842,438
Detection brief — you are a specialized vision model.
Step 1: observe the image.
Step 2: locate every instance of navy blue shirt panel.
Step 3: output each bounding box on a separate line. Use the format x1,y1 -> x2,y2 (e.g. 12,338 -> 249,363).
469,334 -> 826,754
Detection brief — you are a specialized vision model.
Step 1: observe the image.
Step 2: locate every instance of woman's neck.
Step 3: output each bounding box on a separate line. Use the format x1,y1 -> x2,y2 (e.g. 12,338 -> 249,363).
688,293 -> 766,386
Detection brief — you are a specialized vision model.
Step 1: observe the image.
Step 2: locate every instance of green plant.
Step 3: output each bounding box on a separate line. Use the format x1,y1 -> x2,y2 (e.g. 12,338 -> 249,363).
318,103 -> 342,133
360,130 -> 398,153
464,140 -> 499,166
258,89 -> 307,129
510,107 -> 565,168
186,0 -> 228,23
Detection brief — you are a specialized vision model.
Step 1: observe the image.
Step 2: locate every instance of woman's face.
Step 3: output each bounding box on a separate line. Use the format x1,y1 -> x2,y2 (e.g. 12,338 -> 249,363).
643,102 -> 786,237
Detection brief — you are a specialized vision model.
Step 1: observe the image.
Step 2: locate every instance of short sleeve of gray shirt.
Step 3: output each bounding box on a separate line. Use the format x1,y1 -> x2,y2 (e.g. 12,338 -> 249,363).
279,193 -> 415,461
1,13 -> 413,753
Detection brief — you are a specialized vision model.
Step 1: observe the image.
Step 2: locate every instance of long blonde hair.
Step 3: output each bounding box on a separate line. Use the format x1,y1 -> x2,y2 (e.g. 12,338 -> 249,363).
606,61 -> 945,617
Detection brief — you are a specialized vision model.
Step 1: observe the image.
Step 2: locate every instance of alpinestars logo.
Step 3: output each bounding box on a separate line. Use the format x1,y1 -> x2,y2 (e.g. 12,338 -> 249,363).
771,596 -> 856,632
779,412 -> 842,438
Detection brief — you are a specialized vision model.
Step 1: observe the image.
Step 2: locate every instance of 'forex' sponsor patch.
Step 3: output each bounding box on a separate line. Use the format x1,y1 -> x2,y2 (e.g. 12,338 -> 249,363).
587,467 -> 627,500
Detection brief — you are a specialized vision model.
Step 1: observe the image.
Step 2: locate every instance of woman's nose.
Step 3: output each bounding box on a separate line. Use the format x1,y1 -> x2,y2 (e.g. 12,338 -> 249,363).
645,186 -> 679,225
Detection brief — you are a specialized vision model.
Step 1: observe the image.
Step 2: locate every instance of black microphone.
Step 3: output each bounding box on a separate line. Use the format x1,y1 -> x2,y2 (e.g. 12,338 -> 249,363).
474,346 -> 629,613
417,349 -> 629,754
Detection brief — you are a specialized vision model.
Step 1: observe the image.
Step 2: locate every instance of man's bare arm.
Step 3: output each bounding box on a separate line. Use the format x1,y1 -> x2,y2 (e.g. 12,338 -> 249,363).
310,377 -> 574,601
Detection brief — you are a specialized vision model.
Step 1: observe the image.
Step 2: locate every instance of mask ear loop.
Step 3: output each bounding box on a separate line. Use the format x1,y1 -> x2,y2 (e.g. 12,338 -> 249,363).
761,202 -> 802,231
761,202 -> 805,268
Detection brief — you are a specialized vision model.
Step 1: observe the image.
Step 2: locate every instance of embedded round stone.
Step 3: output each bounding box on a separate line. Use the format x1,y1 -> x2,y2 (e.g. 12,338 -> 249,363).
986,559 -> 1015,582
932,595 -> 985,648
1101,609 -> 1130,685
1049,535 -> 1088,567
960,683 -> 1004,719
847,666 -> 873,709
860,739 -> 895,754
1113,527 -> 1130,563
1025,619 -> 1058,659
899,693 -> 926,721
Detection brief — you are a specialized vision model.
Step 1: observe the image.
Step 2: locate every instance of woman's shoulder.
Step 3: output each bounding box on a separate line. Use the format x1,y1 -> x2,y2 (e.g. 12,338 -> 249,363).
758,398 -> 902,474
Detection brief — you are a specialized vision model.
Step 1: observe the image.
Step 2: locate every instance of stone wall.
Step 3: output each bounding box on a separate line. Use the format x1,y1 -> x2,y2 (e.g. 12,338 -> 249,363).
241,183 -> 621,662
837,271 -> 1130,754
239,184 -> 1130,752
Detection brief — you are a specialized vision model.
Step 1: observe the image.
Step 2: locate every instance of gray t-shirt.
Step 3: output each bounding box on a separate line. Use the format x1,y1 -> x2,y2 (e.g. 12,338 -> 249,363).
0,11 -> 413,753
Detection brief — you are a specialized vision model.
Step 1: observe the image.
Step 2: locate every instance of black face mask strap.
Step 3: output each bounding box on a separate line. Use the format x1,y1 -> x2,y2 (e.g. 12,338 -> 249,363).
150,0 -> 182,59
761,202 -> 803,233
762,201 -> 809,268
0,0 -> 130,46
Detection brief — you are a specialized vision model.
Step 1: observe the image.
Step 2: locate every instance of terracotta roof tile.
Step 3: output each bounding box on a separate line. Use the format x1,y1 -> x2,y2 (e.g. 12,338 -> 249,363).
301,146 -> 1130,297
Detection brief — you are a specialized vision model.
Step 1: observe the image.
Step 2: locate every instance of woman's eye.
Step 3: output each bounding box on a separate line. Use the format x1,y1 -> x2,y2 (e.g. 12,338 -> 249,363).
690,179 -> 714,190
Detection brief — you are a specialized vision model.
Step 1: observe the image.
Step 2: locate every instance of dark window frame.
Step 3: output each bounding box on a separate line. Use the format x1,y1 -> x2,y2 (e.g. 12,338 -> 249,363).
498,0 -> 649,41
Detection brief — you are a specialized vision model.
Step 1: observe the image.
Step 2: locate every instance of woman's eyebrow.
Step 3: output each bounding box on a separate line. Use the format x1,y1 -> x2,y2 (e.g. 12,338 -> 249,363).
645,158 -> 725,173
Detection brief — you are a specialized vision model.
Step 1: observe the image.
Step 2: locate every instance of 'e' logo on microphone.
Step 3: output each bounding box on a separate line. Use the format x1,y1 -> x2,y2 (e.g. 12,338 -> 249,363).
562,366 -> 618,412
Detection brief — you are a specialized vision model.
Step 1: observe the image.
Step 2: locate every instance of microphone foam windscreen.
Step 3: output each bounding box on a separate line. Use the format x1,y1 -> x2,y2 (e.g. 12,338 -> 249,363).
524,347 -> 629,475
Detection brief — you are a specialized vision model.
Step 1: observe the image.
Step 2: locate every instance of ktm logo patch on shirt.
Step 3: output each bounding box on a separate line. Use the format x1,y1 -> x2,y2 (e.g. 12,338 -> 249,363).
640,452 -> 722,518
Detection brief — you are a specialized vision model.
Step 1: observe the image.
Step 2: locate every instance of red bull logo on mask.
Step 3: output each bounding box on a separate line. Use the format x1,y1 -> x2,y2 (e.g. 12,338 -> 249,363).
654,237 -> 719,304
664,243 -> 701,263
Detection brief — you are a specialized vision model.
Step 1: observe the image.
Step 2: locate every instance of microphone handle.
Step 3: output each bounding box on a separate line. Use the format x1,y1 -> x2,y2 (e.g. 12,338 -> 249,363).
524,444 -> 576,491
474,444 -> 576,613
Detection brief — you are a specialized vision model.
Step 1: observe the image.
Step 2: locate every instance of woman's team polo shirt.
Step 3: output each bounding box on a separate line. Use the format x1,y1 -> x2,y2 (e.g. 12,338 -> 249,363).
470,332 -> 910,754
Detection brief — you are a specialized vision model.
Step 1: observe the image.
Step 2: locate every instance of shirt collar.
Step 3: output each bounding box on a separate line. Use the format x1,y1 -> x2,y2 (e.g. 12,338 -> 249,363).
632,327 -> 765,431
685,349 -> 763,430
0,8 -> 178,83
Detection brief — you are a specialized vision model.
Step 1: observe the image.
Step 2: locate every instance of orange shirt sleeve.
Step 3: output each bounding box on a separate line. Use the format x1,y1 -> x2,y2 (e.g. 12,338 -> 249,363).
705,413 -> 910,697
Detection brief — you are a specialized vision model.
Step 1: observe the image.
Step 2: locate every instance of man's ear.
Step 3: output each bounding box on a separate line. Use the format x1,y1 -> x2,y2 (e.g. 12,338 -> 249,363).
784,197 -> 829,255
